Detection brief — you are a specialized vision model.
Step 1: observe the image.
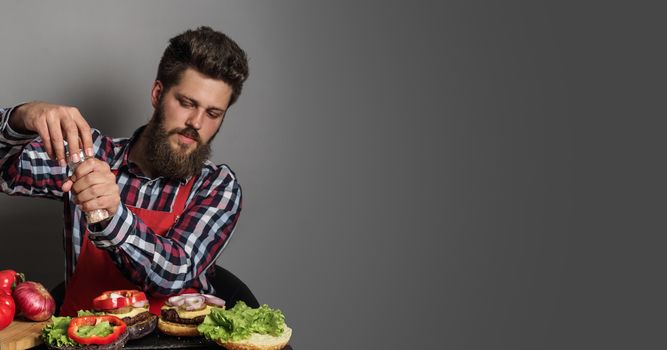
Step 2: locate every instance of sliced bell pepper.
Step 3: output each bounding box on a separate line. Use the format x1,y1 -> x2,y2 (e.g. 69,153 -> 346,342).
0,291 -> 15,331
93,290 -> 147,310
67,315 -> 127,345
0,270 -> 24,294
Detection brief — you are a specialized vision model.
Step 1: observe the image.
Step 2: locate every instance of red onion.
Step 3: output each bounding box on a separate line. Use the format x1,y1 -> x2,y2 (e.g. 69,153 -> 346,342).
178,293 -> 202,298
13,281 -> 55,321
182,295 -> 205,311
202,294 -> 226,308
167,295 -> 185,307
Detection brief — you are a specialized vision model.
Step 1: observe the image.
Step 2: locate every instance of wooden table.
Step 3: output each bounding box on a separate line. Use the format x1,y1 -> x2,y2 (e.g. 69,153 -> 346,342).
0,320 -> 49,350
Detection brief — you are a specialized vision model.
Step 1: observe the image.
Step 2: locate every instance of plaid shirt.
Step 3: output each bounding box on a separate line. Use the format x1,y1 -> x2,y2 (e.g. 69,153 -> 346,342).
0,107 -> 241,296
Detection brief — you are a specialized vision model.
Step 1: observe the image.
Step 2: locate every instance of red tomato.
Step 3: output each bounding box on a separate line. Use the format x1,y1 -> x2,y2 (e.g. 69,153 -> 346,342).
0,290 -> 15,330
0,270 -> 24,294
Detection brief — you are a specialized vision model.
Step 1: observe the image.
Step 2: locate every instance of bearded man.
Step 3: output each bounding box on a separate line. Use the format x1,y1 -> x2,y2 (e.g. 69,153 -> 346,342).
0,26 -> 248,316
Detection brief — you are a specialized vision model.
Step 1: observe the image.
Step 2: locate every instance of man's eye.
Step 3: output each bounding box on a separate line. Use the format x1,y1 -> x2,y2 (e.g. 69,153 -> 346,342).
208,111 -> 223,118
180,100 -> 194,108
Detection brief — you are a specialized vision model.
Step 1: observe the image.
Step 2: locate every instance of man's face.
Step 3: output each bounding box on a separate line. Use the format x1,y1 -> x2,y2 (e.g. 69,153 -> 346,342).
145,67 -> 233,179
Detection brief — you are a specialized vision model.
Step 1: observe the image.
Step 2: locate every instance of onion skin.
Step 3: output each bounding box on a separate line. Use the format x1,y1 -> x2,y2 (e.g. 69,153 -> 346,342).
13,281 -> 55,321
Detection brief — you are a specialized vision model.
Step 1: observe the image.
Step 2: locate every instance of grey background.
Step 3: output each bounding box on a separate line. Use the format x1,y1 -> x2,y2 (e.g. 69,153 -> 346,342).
0,1 -> 664,349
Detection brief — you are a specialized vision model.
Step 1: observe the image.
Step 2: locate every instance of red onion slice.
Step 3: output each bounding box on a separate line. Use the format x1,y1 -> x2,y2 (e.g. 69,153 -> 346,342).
202,294 -> 226,308
182,295 -> 206,311
166,295 -> 185,307
133,300 -> 148,308
178,293 -> 202,298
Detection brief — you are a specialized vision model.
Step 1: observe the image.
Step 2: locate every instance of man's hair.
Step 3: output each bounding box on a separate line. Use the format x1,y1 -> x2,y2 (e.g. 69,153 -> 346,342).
156,26 -> 249,107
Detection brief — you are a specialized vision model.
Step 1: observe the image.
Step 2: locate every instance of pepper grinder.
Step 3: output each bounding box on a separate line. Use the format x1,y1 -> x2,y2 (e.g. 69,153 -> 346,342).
67,150 -> 110,224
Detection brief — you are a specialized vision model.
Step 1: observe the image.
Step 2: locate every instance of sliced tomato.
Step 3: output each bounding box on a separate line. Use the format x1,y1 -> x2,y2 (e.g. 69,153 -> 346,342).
93,290 -> 147,310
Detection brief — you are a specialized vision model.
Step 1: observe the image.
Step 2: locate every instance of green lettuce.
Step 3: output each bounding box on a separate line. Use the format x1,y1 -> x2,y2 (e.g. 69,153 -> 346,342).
42,312 -> 116,347
198,301 -> 286,342
42,316 -> 77,347
73,320 -> 114,338
77,310 -> 103,316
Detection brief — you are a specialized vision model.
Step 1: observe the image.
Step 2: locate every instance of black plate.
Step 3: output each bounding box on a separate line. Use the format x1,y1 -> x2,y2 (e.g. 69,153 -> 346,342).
123,330 -> 216,349
34,330 -> 292,350
124,330 -> 293,350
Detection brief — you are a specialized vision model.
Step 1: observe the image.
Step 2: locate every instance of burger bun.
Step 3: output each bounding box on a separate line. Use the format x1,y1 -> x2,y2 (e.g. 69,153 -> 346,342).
157,318 -> 201,337
215,326 -> 292,350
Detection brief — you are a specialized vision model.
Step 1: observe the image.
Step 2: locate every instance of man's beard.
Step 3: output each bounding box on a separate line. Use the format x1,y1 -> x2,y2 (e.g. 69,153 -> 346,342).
144,105 -> 211,181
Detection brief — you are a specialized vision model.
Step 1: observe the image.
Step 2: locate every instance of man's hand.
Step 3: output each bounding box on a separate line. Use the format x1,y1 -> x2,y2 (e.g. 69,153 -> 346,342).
9,102 -> 94,167
62,158 -> 120,217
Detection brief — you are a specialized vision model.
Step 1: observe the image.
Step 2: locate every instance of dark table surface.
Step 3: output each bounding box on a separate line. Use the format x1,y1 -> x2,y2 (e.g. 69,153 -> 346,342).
128,330 -> 292,350
32,329 -> 293,349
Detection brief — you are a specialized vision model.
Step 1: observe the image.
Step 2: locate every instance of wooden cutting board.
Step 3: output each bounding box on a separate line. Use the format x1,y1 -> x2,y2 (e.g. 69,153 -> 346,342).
0,320 -> 49,350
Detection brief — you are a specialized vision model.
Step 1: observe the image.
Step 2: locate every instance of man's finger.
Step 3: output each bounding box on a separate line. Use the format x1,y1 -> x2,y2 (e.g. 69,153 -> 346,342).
71,166 -> 108,194
75,182 -> 109,202
72,112 -> 94,157
47,116 -> 66,166
61,179 -> 73,192
71,158 -> 98,180
35,122 -> 54,160
80,193 -> 117,216
62,117 -> 82,164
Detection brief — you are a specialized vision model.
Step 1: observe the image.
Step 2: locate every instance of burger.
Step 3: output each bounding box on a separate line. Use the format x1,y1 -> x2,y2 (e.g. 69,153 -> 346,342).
157,293 -> 226,337
197,301 -> 292,350
42,314 -> 129,350
91,290 -> 157,340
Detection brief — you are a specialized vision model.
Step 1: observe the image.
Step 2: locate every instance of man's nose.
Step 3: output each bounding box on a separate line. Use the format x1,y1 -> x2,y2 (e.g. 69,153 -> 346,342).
185,109 -> 205,129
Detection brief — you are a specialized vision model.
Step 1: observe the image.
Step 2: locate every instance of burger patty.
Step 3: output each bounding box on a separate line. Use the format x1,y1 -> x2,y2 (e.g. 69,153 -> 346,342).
160,309 -> 206,324
123,311 -> 155,326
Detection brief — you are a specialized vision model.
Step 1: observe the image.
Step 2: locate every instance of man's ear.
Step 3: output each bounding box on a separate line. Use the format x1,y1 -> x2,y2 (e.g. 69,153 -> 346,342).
151,81 -> 164,108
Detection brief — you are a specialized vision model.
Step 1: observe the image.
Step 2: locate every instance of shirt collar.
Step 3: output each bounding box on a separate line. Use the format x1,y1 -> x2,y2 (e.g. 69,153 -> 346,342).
113,125 -> 189,185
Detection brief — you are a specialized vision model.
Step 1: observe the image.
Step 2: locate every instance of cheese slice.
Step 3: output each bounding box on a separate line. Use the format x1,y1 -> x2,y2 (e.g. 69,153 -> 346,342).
161,305 -> 213,319
104,306 -> 149,319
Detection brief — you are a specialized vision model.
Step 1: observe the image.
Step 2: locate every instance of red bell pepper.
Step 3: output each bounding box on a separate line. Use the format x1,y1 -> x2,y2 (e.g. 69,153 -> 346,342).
67,315 -> 126,345
0,270 -> 24,294
92,290 -> 147,310
0,290 -> 16,330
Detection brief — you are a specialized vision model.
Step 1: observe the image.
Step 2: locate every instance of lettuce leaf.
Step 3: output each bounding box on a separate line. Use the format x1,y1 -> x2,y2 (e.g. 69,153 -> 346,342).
198,301 -> 286,342
42,316 -> 77,347
77,309 -> 103,317
74,320 -> 114,337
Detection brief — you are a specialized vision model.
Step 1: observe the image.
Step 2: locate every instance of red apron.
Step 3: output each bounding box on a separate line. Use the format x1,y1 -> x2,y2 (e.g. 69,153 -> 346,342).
60,175 -> 196,316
